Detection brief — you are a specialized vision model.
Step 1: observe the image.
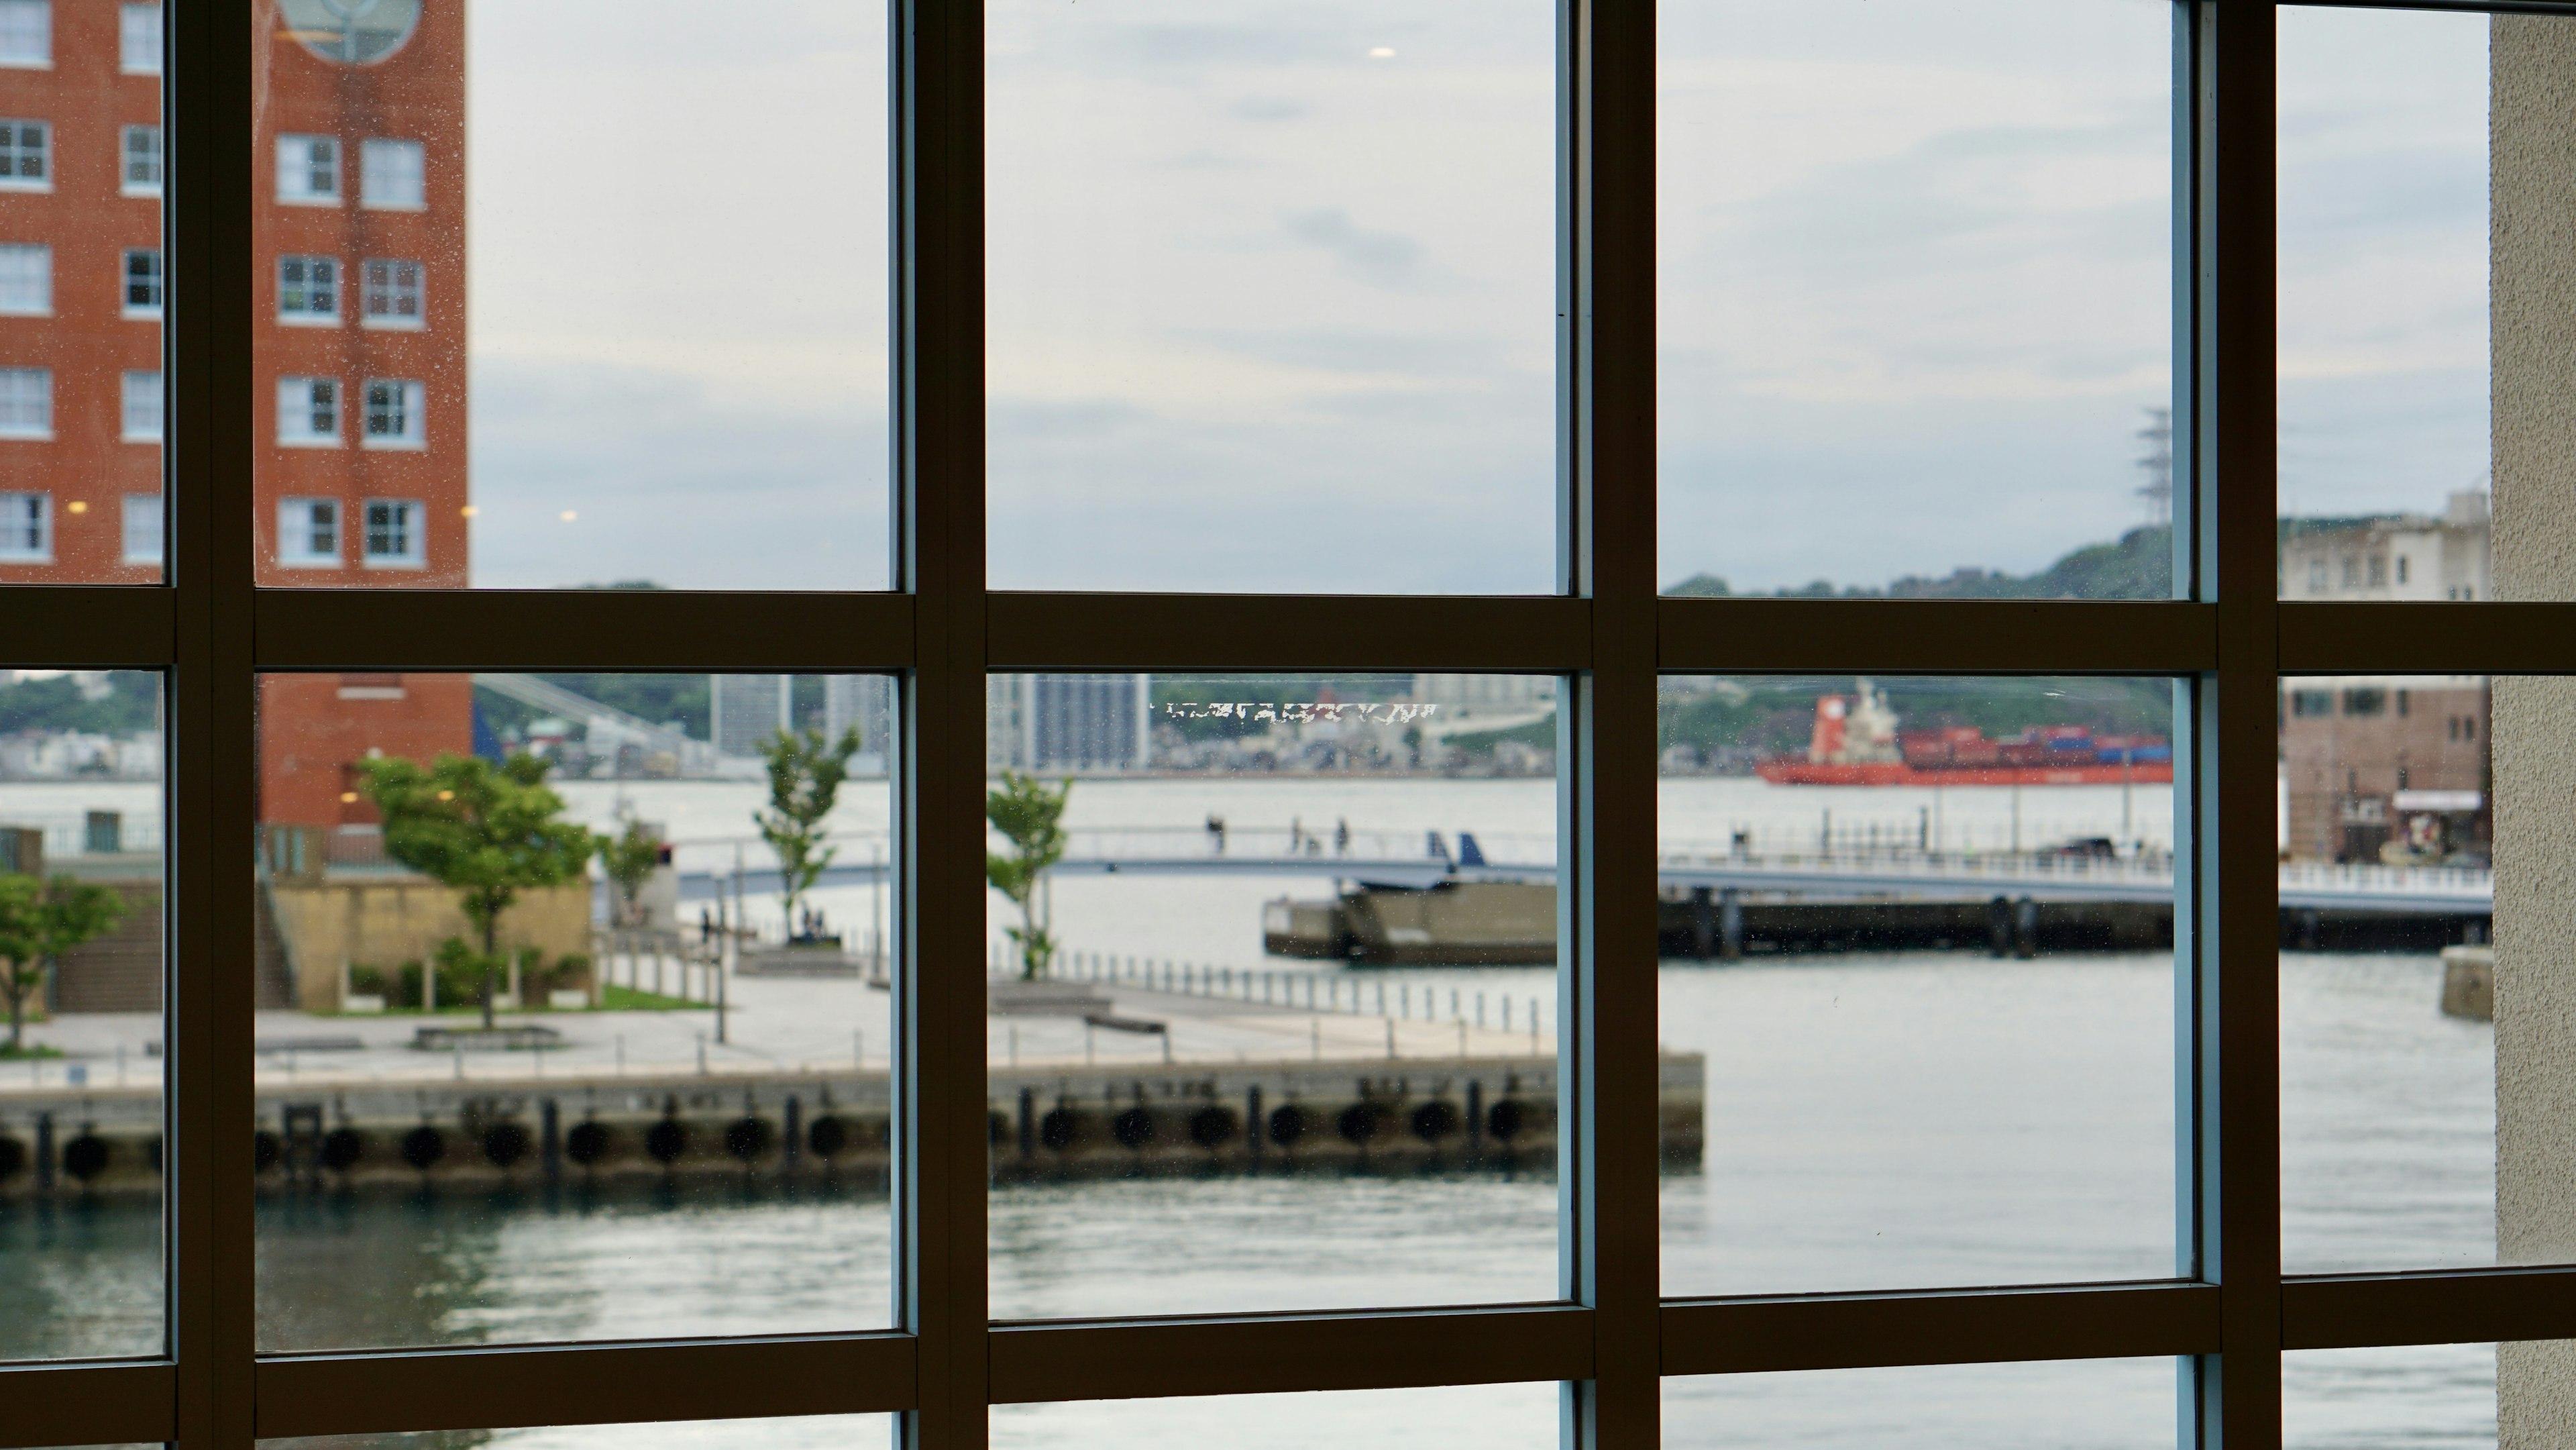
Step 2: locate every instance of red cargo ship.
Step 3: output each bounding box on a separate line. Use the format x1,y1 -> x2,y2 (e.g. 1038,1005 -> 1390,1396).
1756,681 -> 2174,787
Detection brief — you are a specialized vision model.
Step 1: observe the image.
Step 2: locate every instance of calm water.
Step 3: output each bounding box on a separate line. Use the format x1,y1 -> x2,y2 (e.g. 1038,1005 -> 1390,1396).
0,778 -> 2500,1443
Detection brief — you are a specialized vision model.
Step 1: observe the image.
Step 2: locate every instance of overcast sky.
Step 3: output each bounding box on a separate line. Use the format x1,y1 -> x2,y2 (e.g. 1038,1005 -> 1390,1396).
447,0 -> 2489,593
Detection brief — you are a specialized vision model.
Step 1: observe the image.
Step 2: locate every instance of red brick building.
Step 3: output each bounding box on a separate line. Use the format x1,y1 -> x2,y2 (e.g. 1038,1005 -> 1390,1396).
0,1 -> 471,823
2279,676 -> 2491,864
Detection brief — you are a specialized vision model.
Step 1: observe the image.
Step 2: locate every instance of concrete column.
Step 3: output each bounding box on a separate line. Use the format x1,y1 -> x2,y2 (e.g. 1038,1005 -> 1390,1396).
2489,19 -> 2576,1440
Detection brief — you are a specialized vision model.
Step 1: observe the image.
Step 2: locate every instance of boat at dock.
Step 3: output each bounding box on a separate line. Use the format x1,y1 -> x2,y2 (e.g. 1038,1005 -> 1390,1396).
1756,680 -> 2173,787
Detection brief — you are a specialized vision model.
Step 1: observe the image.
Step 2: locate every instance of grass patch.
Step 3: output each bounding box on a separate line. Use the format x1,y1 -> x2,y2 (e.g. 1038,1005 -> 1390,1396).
0,1043 -> 66,1060
598,984 -> 708,1013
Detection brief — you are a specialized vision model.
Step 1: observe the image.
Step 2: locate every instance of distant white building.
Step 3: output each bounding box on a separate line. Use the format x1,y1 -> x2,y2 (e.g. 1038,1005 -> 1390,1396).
1412,674 -> 1557,714
2279,490 -> 2491,601
987,675 -> 1152,774
710,675 -> 792,758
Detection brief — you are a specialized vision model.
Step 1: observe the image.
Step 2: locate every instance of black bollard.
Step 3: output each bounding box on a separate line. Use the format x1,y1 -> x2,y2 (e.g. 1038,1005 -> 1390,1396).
541,1098 -> 562,1181
1689,886 -> 1715,960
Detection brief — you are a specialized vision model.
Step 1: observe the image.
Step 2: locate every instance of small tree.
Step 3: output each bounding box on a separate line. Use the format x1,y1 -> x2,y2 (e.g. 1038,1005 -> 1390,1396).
757,725 -> 863,941
985,771 -> 1071,980
360,752 -> 598,1029
0,874 -> 127,1052
597,815 -> 665,929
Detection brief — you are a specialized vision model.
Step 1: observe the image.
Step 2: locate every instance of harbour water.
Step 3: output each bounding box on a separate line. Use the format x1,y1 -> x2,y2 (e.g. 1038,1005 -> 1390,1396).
0,775 -> 2504,1444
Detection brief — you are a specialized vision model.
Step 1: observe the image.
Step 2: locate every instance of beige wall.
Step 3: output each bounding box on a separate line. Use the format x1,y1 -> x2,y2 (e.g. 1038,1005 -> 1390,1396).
267,875 -> 593,1013
2491,17 -> 2576,1440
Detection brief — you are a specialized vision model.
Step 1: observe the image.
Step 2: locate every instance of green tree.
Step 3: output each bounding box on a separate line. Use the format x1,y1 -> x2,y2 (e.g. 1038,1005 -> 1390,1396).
359,752 -> 598,1029
757,725 -> 863,939
596,814 -> 665,929
985,772 -> 1071,980
0,874 -> 127,1052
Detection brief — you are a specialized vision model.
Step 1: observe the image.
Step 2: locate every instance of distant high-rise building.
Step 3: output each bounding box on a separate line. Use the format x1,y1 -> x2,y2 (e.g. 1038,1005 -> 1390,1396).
824,674 -> 894,756
712,674 -> 791,758
987,674 -> 1151,773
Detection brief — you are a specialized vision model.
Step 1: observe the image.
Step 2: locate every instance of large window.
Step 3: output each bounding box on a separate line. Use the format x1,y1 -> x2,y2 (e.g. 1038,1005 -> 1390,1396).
0,240 -> 48,313
8,1 -> 2570,1448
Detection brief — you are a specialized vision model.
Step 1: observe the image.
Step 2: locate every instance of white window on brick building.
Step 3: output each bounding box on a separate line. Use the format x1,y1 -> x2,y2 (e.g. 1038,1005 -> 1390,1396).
121,248 -> 160,317
360,138 -> 423,209
362,378 -> 425,448
121,493 -> 160,565
276,498 -> 340,567
278,255 -> 338,323
362,259 -> 422,328
276,376 -> 339,446
0,242 -> 48,314
0,2 -> 49,68
0,120 -> 50,189
276,134 -> 338,203
0,490 -> 47,560
121,124 -> 159,194
362,499 -> 424,567
118,3 -> 158,72
121,370 -> 160,441
0,366 -> 51,437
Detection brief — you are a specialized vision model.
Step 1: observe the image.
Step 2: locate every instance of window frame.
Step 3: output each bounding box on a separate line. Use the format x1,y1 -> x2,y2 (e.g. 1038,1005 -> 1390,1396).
275,253 -> 338,324
0,117 -> 50,191
7,1 -> 2571,1449
121,122 -> 160,195
359,136 -> 424,210
121,246 -> 161,317
0,0 -> 48,70
359,256 -> 423,328
0,239 -> 49,315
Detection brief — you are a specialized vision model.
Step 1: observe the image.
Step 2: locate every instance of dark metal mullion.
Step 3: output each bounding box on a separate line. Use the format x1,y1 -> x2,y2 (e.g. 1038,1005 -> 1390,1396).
990,1307 -> 1595,1405
2282,1266 -> 2576,1349
166,0 -> 260,1442
252,1336 -> 920,1438
1566,0 -> 1658,1442
0,1361 -> 179,1449
2279,601 -> 2576,672
1660,1282 -> 2223,1377
248,589 -> 920,672
894,0 -> 987,1439
1657,598 -> 2218,675
2194,0 -> 2283,1442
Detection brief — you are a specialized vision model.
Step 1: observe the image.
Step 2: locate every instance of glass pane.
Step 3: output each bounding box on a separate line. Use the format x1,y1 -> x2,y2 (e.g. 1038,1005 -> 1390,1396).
264,1414 -> 894,1450
2284,1343 -> 2513,1449
2278,7 -> 2491,561
1658,0 -> 2175,599
2278,673 -> 2503,1274
252,672 -> 896,1350
985,0 -> 1558,593
987,674 -> 1568,1317
254,1 -> 890,589
1665,1359 -> 2178,1447
0,3 -> 164,584
0,670 -> 165,1361
1658,675 -> 2181,1295
996,1384 -> 1559,1450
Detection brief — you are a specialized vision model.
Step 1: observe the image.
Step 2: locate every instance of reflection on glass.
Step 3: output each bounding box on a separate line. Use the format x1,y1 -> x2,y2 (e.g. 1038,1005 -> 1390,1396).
985,0 -> 1557,593
2279,674 -> 2505,1275
0,5 -> 163,584
985,674 -> 1572,1318
994,1384 -> 1558,1450
252,673 -> 895,1351
2278,8 -> 2491,549
264,1414 -> 894,1450
0,668 -> 165,1361
1664,1359 -> 2176,1449
1658,0 -> 2173,600
254,1 -> 890,589
1658,675 -> 2180,1295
